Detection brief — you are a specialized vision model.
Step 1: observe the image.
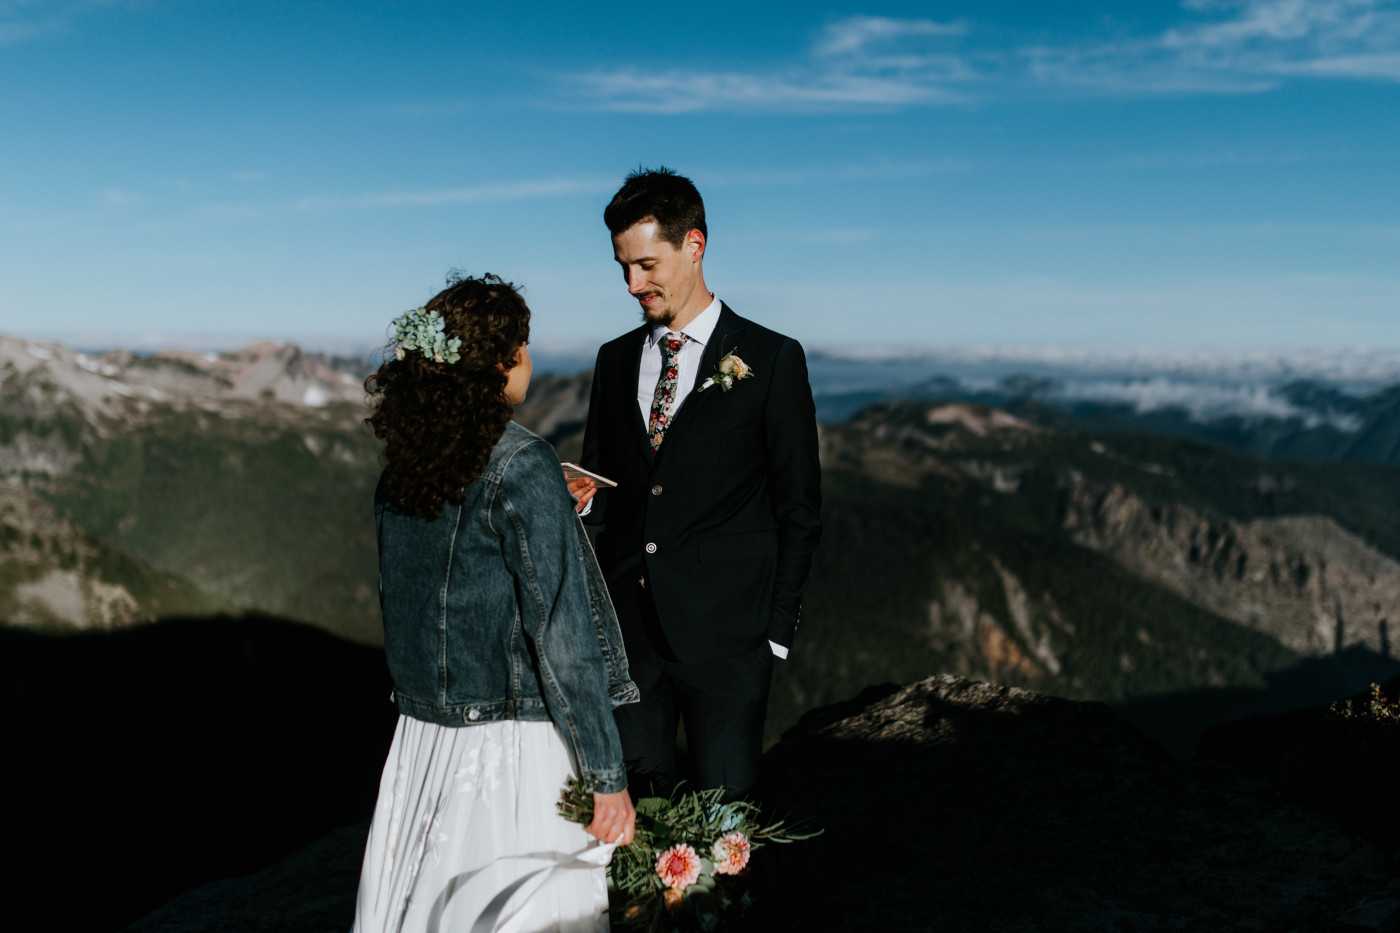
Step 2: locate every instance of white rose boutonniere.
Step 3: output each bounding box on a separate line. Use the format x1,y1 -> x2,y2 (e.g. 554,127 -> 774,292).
699,351 -> 754,393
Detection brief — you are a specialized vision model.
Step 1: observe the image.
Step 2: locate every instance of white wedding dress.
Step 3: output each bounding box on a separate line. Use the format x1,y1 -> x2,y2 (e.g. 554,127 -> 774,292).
352,717 -> 611,933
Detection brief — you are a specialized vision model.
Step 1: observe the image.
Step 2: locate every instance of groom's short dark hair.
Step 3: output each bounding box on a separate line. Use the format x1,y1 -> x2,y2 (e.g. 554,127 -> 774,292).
604,167 -> 707,248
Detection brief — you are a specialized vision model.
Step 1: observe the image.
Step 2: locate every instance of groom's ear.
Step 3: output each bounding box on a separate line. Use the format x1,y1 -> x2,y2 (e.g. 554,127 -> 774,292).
684,228 -> 706,264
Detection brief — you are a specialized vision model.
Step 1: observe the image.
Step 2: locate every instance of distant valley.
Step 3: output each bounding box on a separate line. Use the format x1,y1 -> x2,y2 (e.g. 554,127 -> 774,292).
789,400 -> 1400,755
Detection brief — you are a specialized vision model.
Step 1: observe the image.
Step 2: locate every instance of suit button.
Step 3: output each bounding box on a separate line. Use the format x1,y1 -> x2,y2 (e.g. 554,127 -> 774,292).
645,542 -> 658,554
651,485 -> 663,496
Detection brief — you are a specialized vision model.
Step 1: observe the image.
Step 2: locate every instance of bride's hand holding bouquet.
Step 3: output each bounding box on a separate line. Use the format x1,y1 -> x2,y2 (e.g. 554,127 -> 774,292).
559,779 -> 818,931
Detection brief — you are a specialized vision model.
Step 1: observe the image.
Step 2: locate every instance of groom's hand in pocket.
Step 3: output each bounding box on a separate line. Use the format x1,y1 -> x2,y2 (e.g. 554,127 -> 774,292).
588,790 -> 636,845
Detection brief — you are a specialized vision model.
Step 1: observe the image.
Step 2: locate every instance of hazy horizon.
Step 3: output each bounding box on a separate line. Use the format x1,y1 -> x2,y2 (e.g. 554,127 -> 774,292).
9,329 -> 1400,397
9,327 -> 1400,363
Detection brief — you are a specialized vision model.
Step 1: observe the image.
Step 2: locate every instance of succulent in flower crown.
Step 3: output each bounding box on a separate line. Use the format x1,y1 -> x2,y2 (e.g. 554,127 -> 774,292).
391,307 -> 463,364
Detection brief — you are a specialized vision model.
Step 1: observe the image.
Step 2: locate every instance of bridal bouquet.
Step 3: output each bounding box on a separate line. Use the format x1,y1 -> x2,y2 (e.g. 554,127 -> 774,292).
558,779 -> 817,931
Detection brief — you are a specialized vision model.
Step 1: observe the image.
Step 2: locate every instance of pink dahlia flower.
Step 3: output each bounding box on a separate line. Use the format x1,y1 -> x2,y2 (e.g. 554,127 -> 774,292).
655,842 -> 702,890
711,832 -> 751,875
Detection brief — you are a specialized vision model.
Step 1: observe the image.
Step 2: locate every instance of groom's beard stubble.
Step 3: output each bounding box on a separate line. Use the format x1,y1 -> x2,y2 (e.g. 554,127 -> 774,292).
642,305 -> 675,327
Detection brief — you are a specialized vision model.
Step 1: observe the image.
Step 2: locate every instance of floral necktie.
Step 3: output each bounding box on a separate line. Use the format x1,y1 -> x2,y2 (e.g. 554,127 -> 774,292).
647,332 -> 690,452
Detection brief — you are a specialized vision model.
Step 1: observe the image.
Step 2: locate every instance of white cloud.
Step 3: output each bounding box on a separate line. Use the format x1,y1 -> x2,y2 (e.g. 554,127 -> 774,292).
1021,0 -> 1400,96
1165,0 -> 1338,48
562,15 -> 976,113
0,0 -> 136,46
1066,377 -> 1309,421
560,3 -> 1400,113
814,15 -> 968,57
1270,51 -> 1400,76
571,67 -> 966,113
1158,0 -> 1400,80
1023,41 -> 1279,95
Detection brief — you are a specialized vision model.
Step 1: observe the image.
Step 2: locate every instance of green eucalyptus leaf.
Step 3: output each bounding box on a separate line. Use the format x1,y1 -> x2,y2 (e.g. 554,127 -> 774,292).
636,797 -> 668,818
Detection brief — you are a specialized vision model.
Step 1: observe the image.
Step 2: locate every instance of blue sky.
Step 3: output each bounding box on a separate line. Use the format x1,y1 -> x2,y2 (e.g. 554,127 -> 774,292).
2,0 -> 1398,354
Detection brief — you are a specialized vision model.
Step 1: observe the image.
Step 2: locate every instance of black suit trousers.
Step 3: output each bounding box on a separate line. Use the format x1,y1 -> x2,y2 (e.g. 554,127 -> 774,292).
611,579 -> 773,801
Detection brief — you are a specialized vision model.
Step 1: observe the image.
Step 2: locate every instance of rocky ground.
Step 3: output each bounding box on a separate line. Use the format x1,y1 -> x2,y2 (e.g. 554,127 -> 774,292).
751,676 -> 1399,932
125,822 -> 369,933
125,674 -> 1400,933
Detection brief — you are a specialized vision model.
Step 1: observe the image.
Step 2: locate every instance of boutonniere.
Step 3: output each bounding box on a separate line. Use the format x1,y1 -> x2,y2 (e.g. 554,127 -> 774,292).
698,351 -> 754,393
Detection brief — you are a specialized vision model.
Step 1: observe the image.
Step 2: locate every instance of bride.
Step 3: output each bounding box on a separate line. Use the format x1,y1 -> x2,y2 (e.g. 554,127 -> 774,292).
354,273 -> 636,933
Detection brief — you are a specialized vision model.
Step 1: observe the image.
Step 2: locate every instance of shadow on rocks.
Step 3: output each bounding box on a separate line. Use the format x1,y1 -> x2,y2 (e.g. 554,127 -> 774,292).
0,617 -> 396,932
752,675 -> 1395,933
1199,674 -> 1400,850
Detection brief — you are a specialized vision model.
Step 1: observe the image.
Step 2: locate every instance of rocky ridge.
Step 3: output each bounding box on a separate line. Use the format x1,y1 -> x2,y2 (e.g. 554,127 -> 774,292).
774,398 -> 1400,762
0,333 -> 382,638
0,334 -> 365,426
1066,482 -> 1398,658
0,481 -> 211,629
824,399 -> 1399,674
0,333 -> 366,489
753,675 -> 1400,932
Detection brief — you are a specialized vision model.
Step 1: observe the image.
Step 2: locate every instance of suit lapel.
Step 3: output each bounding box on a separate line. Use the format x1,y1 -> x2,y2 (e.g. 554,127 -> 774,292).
691,303 -> 745,397
619,325 -> 654,460
663,304 -> 746,441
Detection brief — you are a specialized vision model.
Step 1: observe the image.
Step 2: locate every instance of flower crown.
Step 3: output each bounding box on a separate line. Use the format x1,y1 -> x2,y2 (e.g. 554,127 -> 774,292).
391,307 -> 462,364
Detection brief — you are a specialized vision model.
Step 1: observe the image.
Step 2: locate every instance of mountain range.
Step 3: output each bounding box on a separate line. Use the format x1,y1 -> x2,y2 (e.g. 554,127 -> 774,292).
0,334 -> 382,639
3,333 -> 1399,756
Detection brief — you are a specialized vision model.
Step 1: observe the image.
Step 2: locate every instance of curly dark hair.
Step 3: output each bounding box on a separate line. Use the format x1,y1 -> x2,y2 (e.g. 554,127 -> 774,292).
365,273 -> 530,518
603,166 -> 706,248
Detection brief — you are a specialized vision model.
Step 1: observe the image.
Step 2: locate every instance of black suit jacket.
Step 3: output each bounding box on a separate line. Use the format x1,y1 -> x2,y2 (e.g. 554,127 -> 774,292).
581,304 -> 822,664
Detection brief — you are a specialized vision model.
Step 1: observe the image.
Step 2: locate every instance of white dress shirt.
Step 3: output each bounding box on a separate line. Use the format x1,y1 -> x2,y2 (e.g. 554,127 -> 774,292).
634,293 -> 723,426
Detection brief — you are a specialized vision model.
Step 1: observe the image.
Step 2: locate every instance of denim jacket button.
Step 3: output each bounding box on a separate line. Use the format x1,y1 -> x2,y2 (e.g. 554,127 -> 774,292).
466,708 -> 481,722
645,542 -> 657,554
650,485 -> 662,496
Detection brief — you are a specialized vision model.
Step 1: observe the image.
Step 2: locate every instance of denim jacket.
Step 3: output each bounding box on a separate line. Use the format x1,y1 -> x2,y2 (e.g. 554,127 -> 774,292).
376,421 -> 638,794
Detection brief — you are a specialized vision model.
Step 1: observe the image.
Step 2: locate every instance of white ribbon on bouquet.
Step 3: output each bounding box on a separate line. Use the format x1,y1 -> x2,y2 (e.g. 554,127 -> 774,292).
425,841 -> 618,933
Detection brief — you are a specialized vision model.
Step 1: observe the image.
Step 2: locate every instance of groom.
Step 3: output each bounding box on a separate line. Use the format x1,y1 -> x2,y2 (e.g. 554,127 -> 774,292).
575,167 -> 822,800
